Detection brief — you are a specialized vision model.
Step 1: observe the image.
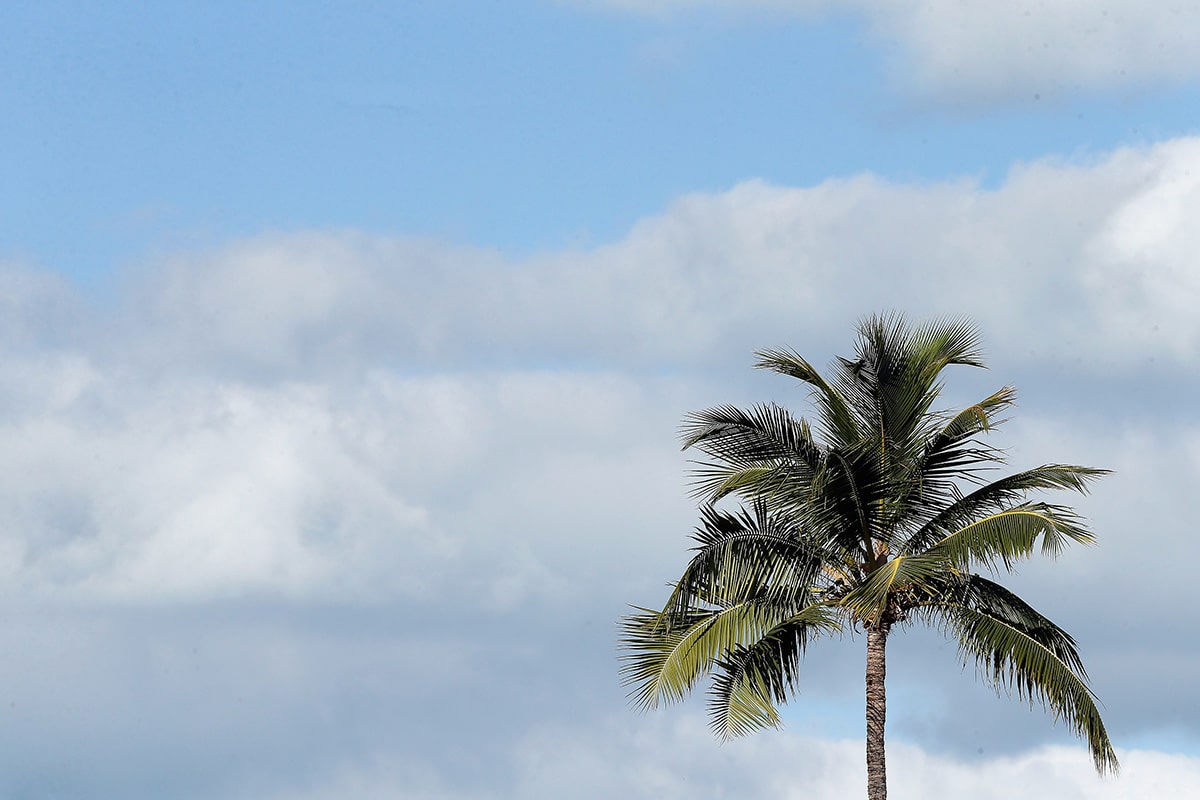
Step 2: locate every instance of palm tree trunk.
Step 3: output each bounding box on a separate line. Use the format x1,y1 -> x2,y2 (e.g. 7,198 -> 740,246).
865,623 -> 888,800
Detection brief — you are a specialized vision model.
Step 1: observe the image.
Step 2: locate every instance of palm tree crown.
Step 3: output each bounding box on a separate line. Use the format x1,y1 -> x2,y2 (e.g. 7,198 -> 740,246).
620,314 -> 1117,798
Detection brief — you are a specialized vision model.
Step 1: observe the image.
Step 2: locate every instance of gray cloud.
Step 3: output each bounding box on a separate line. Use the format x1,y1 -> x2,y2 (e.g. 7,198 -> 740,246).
2,138 -> 1200,794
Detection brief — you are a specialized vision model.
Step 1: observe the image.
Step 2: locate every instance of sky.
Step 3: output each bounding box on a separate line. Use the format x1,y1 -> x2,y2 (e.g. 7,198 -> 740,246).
2,0 -> 1200,797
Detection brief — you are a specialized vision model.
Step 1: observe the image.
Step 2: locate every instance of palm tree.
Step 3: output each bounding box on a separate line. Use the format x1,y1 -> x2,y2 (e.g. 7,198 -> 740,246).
619,314 -> 1117,799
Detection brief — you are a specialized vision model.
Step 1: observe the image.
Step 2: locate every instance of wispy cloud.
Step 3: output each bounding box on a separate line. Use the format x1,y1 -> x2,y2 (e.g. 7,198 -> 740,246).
571,0 -> 1200,99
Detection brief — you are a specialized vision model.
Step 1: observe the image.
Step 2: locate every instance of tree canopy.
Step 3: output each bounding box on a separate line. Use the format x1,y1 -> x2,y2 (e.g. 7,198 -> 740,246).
620,313 -> 1117,798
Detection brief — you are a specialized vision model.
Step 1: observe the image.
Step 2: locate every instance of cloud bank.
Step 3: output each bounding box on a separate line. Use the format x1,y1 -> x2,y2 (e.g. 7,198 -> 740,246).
255,716 -> 1200,799
10,137 -> 1200,607
3,136 -> 1200,795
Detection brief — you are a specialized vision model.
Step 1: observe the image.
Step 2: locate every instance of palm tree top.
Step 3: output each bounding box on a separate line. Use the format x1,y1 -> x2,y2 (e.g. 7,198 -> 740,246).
621,313 -> 1118,788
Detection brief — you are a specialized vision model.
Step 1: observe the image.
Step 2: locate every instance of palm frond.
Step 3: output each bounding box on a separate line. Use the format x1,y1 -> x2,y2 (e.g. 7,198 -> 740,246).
905,315 -> 987,371
680,403 -> 824,504
955,575 -> 1088,675
661,502 -> 836,617
686,461 -> 796,504
707,604 -> 843,739
753,347 -> 860,447
839,501 -> 1102,622
838,552 -> 945,624
836,314 -> 984,467
923,503 -> 1098,573
619,607 -> 712,710
922,600 -> 1119,775
934,386 -> 1017,443
893,386 -> 1017,506
618,602 -> 780,712
902,465 -> 1109,555
680,403 -> 819,462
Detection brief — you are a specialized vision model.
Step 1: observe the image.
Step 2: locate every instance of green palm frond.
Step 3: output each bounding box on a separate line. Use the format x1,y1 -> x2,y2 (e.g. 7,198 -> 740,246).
829,449 -> 878,558
955,575 -> 1088,674
925,600 -> 1118,775
619,602 -> 781,712
890,386 -> 1017,513
707,604 -> 843,739
832,314 -> 984,464
661,502 -> 835,616
619,607 -> 713,709
904,315 -> 987,372
902,465 -> 1108,555
934,386 -> 1016,442
838,552 -> 946,624
687,458 -> 827,507
753,347 -> 859,447
680,403 -> 820,462
843,504 -> 1100,623
680,404 -> 823,504
923,503 -> 1098,572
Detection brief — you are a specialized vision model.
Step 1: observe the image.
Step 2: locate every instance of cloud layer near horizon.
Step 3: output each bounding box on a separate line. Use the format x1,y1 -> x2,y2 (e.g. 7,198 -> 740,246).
252,715 -> 1200,799
3,137 -> 1200,796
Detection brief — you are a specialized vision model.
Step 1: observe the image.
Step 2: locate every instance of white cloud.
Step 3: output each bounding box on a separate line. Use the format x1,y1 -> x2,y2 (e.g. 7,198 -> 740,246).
4,138 -> 1200,797
0,373 -> 433,602
572,0 -> 1200,97
90,137 -> 1200,377
412,719 -> 1200,800
277,715 -> 1200,799
0,347 -> 697,605
5,137 -> 1200,607
861,0 -> 1200,98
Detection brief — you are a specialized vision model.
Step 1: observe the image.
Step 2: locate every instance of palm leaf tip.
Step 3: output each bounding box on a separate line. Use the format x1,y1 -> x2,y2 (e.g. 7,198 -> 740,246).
906,314 -> 987,370
707,665 -> 783,740
1050,464 -> 1112,493
938,602 -> 1119,776
703,607 -> 842,740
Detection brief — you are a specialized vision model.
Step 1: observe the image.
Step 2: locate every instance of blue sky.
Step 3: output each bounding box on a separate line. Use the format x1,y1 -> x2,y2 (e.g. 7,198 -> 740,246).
9,0 -> 1200,280
4,1 -> 1200,798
